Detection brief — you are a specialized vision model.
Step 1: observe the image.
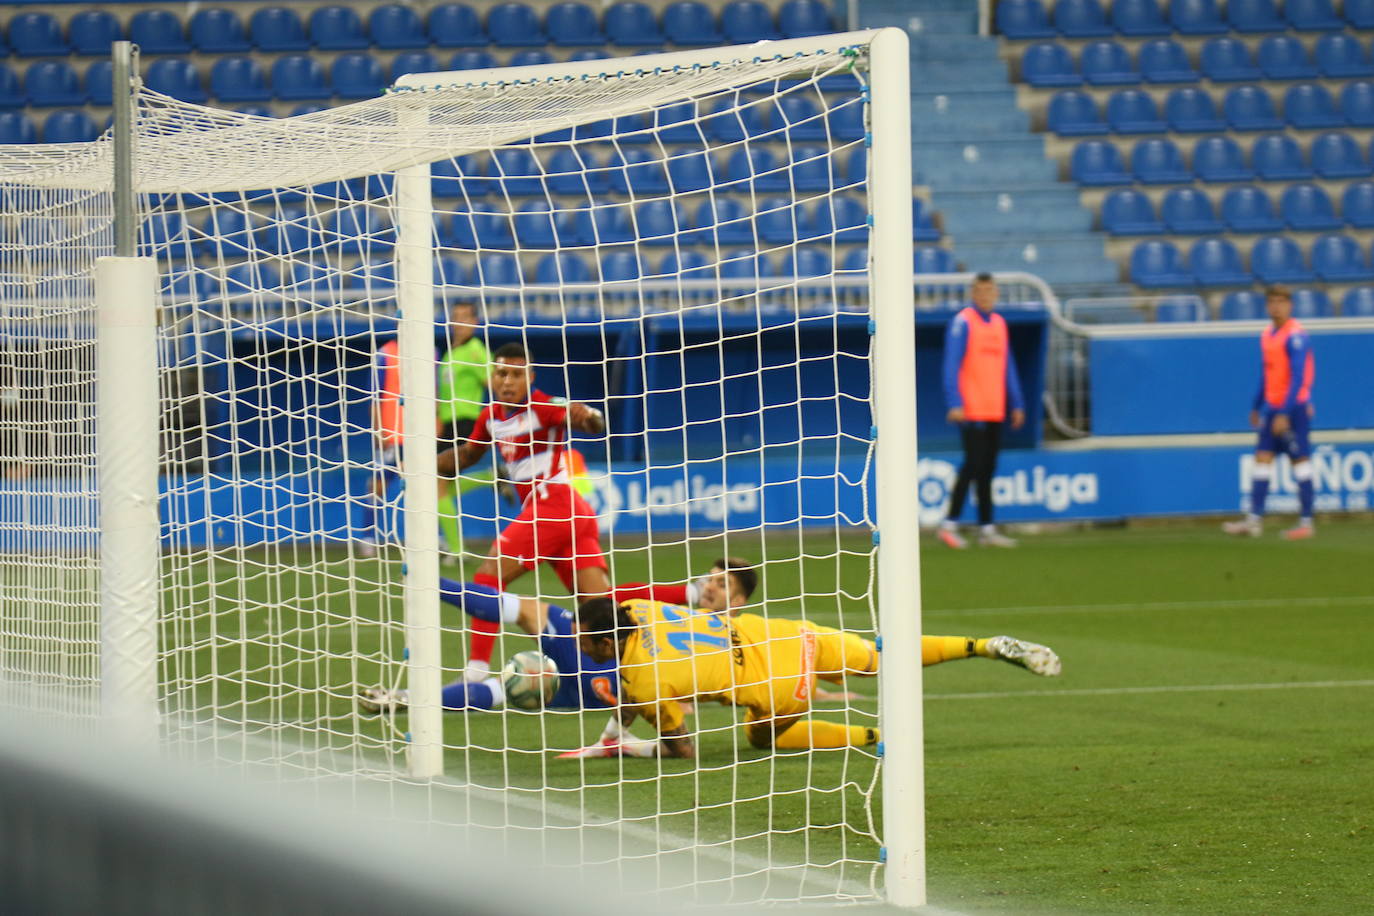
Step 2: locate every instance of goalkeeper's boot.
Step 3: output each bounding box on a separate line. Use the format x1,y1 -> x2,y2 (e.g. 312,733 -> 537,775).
557,735 -> 657,760
937,525 -> 967,550
1281,522 -> 1315,541
984,636 -> 1062,677
1222,517 -> 1262,537
358,686 -> 408,715
978,527 -> 1018,548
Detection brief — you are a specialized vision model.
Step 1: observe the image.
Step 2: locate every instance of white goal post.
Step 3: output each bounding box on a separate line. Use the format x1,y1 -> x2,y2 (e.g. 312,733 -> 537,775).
0,29 -> 922,905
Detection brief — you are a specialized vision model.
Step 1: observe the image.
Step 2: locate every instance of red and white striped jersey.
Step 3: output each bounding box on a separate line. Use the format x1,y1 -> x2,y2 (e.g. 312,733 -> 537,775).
469,389 -> 571,502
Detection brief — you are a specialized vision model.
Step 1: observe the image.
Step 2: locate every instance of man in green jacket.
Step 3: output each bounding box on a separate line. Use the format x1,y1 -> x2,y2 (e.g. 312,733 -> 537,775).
437,299 -> 490,556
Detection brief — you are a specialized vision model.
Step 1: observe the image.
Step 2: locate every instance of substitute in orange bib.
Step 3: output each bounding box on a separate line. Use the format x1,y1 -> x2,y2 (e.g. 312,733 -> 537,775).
938,272 -> 1025,549
1223,286 -> 1317,540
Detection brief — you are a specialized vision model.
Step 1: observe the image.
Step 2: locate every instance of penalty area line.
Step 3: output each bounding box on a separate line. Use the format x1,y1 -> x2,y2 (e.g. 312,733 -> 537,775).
928,678 -> 1374,702
924,594 -> 1374,619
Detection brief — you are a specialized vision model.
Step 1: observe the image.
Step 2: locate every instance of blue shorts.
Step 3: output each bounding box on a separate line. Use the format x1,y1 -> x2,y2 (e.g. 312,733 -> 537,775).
1256,405 -> 1311,460
540,604 -> 618,710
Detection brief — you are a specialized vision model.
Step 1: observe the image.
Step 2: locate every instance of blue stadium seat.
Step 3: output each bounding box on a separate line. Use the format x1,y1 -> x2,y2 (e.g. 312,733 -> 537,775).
695,198 -> 753,245
430,156 -> 474,198
780,0 -> 833,37
26,62 -> 84,107
1194,136 -> 1254,181
130,10 -> 190,54
429,4 -> 487,47
1286,0 -> 1343,30
197,209 -> 252,257
606,148 -> 667,193
1225,86 -> 1282,130
1227,0 -> 1285,32
546,3 -> 605,46
1222,186 -> 1283,232
1113,0 -> 1170,35
1201,38 -> 1261,82
448,204 -> 515,249
9,13 -> 67,57
1139,40 -> 1197,83
211,57 -> 270,102
1131,240 -> 1191,287
1222,290 -> 1267,319
1282,183 -> 1341,229
606,2 -> 664,45
332,206 -> 391,255
1342,286 -> 1374,316
600,250 -> 643,283
44,110 -> 97,143
776,95 -> 826,141
721,249 -> 777,280
1072,140 -> 1131,184
1167,88 -> 1225,132
827,100 -> 865,141
589,204 -> 634,244
290,103 -> 328,117
236,105 -> 273,119
1342,181 -> 1374,227
1315,35 -> 1374,79
1170,0 -> 1228,33
333,54 -> 385,99
255,205 -> 310,255
1022,43 -> 1081,87
913,198 -> 941,241
1054,0 -> 1112,36
1155,297 -> 1205,321
1252,236 -> 1315,283
1312,234 -> 1374,281
513,200 -> 558,247
370,4 -> 427,48
664,1 -> 723,44
1347,0 -> 1374,27
659,250 -> 714,281
1312,132 -> 1372,178
784,248 -> 832,279
251,8 -> 310,51
1081,41 -> 1138,86
433,256 -> 467,288
1048,90 -> 1106,135
535,252 -> 591,284
722,1 -> 779,41
310,6 -> 368,50
813,196 -> 868,243
1190,238 -> 1250,285
0,66 -> 20,109
1101,189 -> 1164,234
723,147 -> 783,191
488,3 -> 547,46
757,197 -> 801,244
999,0 -> 1056,37
1290,288 -> 1333,317
69,10 -> 122,56
190,9 -> 249,52
475,252 -> 523,287
85,61 -> 112,106
1132,138 -> 1191,183
913,247 -> 956,274
707,97 -> 766,141
635,200 -> 688,245
509,50 -> 555,67
785,146 -> 831,192
1259,35 -> 1319,79
566,49 -> 609,62
1163,188 -> 1223,233
1108,89 -> 1166,133
272,56 -> 331,100
450,51 -> 498,70
0,111 -> 35,143
391,52 -> 439,81
1252,133 -> 1312,180
146,59 -> 208,103
1285,84 -> 1344,129
488,147 -> 544,195
223,261 -> 283,296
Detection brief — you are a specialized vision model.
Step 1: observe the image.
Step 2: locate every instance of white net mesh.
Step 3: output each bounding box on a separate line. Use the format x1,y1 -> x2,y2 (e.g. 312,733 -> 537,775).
0,38 -> 897,902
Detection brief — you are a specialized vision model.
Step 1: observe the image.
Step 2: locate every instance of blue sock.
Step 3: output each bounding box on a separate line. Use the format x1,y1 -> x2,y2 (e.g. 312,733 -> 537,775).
442,679 -> 495,711
1298,479 -> 1314,520
1249,466 -> 1271,517
438,577 -> 503,622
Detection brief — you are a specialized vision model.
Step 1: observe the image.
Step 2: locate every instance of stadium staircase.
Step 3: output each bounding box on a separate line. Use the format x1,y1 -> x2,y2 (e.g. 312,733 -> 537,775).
859,0 -> 1127,295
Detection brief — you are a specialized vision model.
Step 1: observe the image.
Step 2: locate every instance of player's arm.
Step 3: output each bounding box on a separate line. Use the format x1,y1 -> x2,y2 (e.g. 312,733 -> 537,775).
1005,341 -> 1026,429
568,401 -> 605,435
658,723 -> 694,759
612,583 -> 693,607
1281,334 -> 1307,411
942,314 -> 967,423
437,408 -> 490,475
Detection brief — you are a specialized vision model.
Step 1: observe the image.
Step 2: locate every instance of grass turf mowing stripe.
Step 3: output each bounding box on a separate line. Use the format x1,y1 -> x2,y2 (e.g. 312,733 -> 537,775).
929,678 -> 1374,701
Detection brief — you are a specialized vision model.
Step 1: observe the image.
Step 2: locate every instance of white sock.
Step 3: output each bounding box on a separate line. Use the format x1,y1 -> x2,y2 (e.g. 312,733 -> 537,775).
1246,513 -> 1261,524
940,520 -> 958,532
1299,517 -> 1313,528
484,676 -> 505,708
498,592 -> 522,624
463,660 -> 490,682
599,715 -> 626,742
981,524 -> 997,535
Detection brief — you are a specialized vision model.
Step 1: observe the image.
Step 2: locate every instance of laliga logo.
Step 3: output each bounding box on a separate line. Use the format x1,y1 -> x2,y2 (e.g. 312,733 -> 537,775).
584,474 -> 623,529
916,459 -> 959,528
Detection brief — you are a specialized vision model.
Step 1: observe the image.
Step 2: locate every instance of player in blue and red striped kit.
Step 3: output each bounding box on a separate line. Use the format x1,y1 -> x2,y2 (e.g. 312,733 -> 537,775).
1224,286 -> 1317,540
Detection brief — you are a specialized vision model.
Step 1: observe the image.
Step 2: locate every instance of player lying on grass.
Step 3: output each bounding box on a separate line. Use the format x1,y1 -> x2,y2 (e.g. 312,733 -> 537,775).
573,597 -> 1062,759
357,560 -> 762,756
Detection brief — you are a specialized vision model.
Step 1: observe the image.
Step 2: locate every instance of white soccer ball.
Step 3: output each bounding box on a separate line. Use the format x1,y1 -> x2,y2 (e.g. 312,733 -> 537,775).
500,650 -> 560,710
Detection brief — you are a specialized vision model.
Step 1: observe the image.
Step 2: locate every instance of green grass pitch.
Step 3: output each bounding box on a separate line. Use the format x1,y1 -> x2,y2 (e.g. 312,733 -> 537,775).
163,520 -> 1373,912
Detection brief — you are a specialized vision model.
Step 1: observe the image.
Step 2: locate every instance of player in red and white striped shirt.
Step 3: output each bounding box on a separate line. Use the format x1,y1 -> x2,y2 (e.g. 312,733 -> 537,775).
438,342 -> 610,682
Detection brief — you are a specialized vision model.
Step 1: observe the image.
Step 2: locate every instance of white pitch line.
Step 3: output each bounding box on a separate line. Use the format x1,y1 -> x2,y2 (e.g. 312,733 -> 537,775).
924,594 -> 1374,618
928,678 -> 1374,702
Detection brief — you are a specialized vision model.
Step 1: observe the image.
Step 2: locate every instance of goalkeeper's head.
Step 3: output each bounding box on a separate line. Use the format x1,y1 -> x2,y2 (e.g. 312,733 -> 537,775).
575,597 -> 637,663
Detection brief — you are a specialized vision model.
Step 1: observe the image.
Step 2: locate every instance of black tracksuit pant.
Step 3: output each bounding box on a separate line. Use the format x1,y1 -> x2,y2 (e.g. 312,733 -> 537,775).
946,421 -> 1003,527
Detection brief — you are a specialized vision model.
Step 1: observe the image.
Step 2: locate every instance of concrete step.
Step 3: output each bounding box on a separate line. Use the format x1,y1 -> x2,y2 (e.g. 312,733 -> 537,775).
917,157 -> 1060,186
861,8 -> 980,34
940,206 -> 1095,237
931,186 -> 1087,214
911,63 -> 1010,93
909,93 -> 1029,136
910,34 -> 999,63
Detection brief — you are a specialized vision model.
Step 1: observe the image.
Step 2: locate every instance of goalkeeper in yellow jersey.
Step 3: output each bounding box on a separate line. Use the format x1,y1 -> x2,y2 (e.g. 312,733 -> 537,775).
575,597 -> 1061,759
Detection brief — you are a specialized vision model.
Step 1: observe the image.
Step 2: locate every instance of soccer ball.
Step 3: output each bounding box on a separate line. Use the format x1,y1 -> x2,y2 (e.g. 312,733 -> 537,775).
500,650 -> 560,710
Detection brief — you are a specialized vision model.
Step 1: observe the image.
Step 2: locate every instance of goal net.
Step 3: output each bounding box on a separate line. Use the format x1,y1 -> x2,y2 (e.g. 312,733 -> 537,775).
0,31 -> 919,905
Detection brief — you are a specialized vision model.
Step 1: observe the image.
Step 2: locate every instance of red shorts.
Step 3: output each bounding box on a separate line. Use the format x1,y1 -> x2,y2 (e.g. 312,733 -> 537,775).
492,484 -> 606,591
